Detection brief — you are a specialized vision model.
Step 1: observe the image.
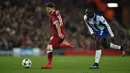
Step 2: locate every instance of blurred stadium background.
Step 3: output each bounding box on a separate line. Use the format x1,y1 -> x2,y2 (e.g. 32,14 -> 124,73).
0,0 -> 130,56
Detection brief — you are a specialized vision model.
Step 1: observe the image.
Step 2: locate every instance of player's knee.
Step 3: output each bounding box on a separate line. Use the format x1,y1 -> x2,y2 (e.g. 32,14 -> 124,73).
102,44 -> 110,48
102,40 -> 110,49
102,44 -> 109,48
47,45 -> 53,53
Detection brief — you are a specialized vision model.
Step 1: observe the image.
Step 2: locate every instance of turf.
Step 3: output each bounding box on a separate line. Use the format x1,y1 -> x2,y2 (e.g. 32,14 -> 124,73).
0,56 -> 130,73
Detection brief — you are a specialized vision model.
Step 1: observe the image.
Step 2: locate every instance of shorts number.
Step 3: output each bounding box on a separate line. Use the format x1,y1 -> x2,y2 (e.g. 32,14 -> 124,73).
100,31 -> 103,35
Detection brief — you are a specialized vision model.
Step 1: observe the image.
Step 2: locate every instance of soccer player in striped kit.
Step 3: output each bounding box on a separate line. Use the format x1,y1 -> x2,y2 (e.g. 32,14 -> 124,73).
84,8 -> 127,69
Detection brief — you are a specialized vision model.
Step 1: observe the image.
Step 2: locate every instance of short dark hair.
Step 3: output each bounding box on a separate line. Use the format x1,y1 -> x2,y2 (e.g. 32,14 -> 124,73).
85,8 -> 94,14
46,2 -> 55,8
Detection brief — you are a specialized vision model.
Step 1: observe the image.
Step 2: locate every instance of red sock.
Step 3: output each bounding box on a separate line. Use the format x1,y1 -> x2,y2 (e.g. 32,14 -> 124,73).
47,52 -> 53,65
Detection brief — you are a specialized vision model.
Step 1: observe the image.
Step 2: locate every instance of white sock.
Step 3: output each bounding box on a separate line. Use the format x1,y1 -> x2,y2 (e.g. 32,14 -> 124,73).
110,43 -> 121,50
95,50 -> 102,63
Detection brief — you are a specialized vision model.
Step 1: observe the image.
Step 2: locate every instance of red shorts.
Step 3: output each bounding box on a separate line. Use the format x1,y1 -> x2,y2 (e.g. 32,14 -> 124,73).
48,36 -> 64,48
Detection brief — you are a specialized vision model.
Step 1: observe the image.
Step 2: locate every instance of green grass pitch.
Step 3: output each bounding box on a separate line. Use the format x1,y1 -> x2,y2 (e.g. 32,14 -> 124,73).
0,56 -> 130,73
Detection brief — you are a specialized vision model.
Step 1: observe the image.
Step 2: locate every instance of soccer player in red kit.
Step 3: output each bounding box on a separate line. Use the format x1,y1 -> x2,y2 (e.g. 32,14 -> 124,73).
41,2 -> 73,69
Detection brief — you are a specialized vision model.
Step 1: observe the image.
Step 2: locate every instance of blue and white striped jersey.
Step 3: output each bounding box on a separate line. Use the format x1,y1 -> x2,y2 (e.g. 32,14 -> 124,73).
84,13 -> 114,37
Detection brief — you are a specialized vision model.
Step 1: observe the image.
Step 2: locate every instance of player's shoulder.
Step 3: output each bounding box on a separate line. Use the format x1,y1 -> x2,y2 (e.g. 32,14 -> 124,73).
54,10 -> 60,15
95,13 -> 105,20
51,10 -> 59,19
95,13 -> 103,18
95,13 -> 102,16
56,10 -> 59,13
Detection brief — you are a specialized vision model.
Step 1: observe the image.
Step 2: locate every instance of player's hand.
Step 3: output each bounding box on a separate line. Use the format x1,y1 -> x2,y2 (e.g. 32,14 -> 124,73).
91,34 -> 96,40
110,37 -> 116,43
59,33 -> 64,39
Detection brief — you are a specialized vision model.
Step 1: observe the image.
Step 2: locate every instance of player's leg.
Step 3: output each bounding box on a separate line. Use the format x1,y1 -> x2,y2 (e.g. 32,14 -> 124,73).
102,38 -> 127,57
59,40 -> 73,48
41,45 -> 53,69
104,37 -> 127,57
41,36 -> 59,69
50,38 -> 73,49
110,42 -> 127,56
41,44 -> 53,69
102,39 -> 123,50
102,29 -> 127,56
109,42 -> 121,50
90,36 -> 104,69
102,39 -> 110,49
41,36 -> 72,69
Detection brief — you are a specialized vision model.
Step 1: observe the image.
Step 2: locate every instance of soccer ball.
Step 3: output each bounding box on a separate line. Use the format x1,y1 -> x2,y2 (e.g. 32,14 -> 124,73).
22,58 -> 32,68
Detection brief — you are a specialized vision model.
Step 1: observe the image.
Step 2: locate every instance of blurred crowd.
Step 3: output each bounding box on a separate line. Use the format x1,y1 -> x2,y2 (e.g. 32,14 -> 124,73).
0,0 -> 129,50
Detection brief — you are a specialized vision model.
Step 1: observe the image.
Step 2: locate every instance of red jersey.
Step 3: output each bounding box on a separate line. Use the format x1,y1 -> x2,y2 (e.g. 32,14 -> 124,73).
49,10 -> 65,37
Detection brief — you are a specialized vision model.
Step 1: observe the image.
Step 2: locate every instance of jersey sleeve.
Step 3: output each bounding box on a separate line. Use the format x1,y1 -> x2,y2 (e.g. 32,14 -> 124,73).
99,16 -> 114,37
84,15 -> 94,35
